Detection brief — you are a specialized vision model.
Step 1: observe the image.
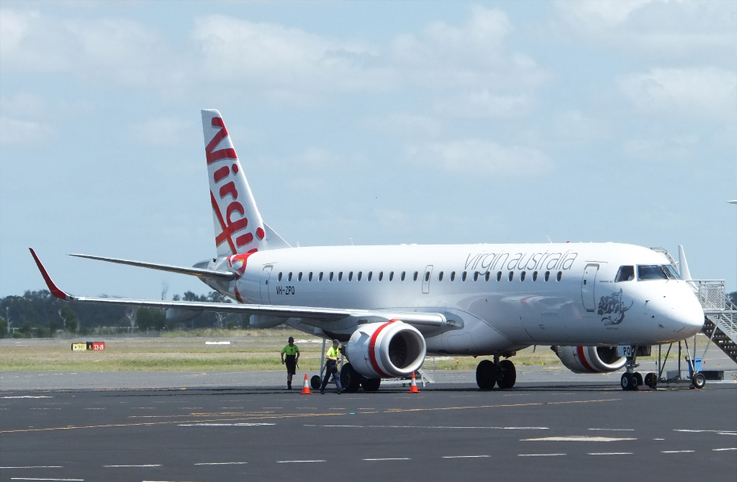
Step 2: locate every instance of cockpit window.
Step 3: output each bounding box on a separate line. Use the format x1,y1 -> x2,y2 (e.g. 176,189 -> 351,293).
637,265 -> 681,281
615,266 -> 635,282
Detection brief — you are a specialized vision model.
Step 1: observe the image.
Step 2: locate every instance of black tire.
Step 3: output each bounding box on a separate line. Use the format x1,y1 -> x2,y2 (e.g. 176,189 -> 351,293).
634,372 -> 643,387
476,360 -> 496,390
692,372 -> 706,389
497,359 -> 517,389
644,372 -> 657,389
310,375 -> 321,390
340,363 -> 361,393
621,372 -> 633,391
361,377 -> 381,392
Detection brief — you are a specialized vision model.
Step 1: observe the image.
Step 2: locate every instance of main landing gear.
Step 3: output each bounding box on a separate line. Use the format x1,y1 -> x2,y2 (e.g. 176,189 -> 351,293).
476,356 -> 516,390
620,346 -> 658,391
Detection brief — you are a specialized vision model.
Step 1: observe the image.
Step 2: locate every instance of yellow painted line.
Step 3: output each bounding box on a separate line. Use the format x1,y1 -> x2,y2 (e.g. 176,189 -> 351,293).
385,398 -> 619,414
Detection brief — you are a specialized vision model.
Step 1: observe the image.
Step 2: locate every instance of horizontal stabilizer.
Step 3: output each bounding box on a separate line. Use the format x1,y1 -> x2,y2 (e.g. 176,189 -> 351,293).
70,253 -> 236,281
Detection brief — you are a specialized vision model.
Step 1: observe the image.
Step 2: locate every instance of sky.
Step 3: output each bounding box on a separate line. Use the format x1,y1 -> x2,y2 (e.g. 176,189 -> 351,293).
1,0 -> 736,301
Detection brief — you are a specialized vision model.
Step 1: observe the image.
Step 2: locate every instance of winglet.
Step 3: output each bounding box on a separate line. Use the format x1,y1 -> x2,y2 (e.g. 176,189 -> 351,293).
29,248 -> 71,301
678,244 -> 692,281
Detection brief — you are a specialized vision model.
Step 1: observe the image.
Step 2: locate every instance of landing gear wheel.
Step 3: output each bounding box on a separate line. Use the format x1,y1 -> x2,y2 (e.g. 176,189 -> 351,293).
634,372 -> 643,388
340,363 -> 361,393
361,377 -> 381,392
644,372 -> 657,389
691,372 -> 706,389
621,372 -> 634,391
497,359 -> 517,389
476,360 -> 497,390
310,375 -> 321,390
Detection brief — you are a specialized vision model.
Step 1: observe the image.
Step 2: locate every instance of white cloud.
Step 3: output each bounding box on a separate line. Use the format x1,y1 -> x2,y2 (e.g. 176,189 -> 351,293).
623,135 -> 700,162
192,15 -> 395,99
362,113 -> 441,139
405,139 -> 552,177
618,67 -> 737,121
129,117 -> 193,147
554,0 -> 657,28
434,90 -> 532,118
0,117 -> 53,146
553,111 -> 610,142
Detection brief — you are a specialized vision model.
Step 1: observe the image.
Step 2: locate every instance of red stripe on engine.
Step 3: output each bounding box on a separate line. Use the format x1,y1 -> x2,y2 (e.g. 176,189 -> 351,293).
577,346 -> 596,373
368,320 -> 397,378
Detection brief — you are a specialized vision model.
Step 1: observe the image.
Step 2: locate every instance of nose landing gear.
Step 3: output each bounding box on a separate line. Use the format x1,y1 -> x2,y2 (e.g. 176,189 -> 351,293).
620,345 -> 657,391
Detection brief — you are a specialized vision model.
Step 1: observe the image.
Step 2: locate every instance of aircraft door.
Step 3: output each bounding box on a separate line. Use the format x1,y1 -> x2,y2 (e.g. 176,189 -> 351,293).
422,265 -> 433,294
260,265 -> 273,304
581,264 -> 599,312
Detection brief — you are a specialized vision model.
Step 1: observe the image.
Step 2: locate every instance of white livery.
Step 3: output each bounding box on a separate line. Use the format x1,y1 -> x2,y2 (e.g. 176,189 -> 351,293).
31,109 -> 705,392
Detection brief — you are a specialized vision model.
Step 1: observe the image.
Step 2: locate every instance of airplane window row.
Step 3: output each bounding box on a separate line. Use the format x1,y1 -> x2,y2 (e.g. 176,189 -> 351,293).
275,270 -> 563,283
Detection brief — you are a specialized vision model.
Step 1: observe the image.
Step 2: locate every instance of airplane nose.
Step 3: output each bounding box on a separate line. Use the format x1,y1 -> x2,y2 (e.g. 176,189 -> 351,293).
669,288 -> 704,335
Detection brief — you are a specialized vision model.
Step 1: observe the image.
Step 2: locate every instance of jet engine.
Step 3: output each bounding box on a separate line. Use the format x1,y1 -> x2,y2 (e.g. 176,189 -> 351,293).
552,346 -> 626,373
345,320 -> 426,378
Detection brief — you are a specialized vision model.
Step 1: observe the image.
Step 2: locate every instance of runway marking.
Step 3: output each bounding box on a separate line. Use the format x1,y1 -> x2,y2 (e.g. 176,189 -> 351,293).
522,436 -> 636,442
385,398 -> 619,414
712,448 -> 737,451
194,461 -> 248,465
442,455 -> 490,459
178,423 -> 275,427
306,424 -> 548,430
2,396 -> 52,399
103,464 -> 162,468
83,408 -> 105,410
588,428 -> 634,432
362,457 -> 410,461
517,453 -> 566,457
10,478 -> 83,481
1,466 -> 63,469
661,450 -> 695,454
0,412 -> 343,434
276,460 -> 325,464
587,452 -> 633,456
675,429 -> 737,434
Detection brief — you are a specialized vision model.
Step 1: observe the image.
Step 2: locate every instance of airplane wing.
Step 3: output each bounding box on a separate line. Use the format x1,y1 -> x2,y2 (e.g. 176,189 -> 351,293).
70,253 -> 236,281
30,249 -> 447,327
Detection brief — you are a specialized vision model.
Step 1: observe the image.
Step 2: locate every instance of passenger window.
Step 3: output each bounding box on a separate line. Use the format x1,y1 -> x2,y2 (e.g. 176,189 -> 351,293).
508,271 -> 514,281
485,272 -> 490,282
473,272 -> 479,281
615,266 -> 635,282
544,271 -> 550,281
451,272 -> 456,281
338,272 -> 343,281
390,271 -> 394,281
368,272 -> 372,281
532,271 -> 538,281
413,271 -> 419,281
425,272 -> 430,282
329,272 -> 334,282
401,272 -> 406,281
357,271 -> 362,281
319,272 -> 323,281
462,271 -> 467,282
379,272 -> 383,281
288,272 -> 293,282
349,271 -> 353,281
497,271 -> 502,281
278,272 -> 283,282
557,271 -> 562,282
520,271 -> 526,282
308,272 -> 313,282
298,272 -> 303,282
439,272 -> 444,281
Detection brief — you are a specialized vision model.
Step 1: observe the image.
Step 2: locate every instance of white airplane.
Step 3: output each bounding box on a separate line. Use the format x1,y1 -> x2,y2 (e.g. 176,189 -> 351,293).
31,109 -> 705,392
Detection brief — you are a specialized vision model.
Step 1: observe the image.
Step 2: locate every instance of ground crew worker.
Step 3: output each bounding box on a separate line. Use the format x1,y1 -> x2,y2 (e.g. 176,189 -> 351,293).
281,336 -> 300,389
320,339 -> 343,394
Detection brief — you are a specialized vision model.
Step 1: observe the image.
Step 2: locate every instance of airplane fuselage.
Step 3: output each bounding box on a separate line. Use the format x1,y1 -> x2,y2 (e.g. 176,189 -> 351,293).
204,242 -> 703,356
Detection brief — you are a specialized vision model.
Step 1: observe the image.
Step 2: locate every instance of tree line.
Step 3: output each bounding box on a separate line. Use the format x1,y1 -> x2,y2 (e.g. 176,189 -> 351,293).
0,290 -> 249,338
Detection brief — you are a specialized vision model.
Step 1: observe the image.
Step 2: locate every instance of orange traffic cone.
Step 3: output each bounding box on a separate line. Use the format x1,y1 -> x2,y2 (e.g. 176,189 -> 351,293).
301,373 -> 312,395
408,372 -> 420,394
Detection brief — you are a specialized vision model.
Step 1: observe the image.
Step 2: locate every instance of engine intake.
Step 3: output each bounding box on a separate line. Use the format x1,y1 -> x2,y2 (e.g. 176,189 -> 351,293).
552,346 -> 626,373
345,320 -> 426,378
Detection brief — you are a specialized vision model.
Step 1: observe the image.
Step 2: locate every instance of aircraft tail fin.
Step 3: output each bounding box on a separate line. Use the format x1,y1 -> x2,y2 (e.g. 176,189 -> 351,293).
678,244 -> 692,281
202,109 -> 285,255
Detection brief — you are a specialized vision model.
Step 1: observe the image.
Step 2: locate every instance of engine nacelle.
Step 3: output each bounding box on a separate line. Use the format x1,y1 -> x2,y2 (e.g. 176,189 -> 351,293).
345,320 -> 426,378
552,346 -> 626,373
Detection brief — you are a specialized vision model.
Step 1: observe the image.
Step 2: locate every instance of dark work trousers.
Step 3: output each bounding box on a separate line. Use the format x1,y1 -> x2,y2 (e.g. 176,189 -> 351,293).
320,361 -> 343,392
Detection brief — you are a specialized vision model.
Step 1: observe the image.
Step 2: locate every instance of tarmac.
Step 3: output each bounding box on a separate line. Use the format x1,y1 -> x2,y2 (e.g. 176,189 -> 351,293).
1,365 -> 736,482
